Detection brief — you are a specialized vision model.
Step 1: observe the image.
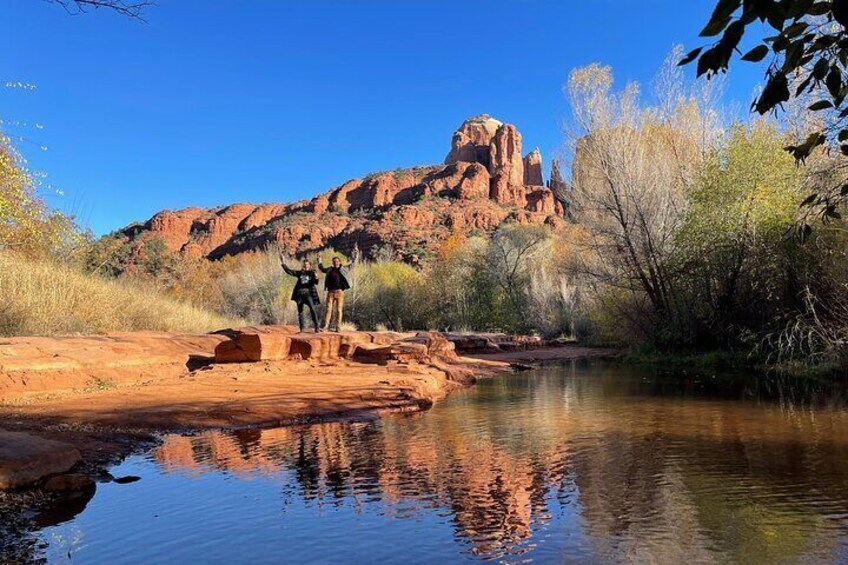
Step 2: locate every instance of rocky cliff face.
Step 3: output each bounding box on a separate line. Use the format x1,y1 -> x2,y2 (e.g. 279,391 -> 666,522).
117,115 -> 566,261
523,148 -> 543,186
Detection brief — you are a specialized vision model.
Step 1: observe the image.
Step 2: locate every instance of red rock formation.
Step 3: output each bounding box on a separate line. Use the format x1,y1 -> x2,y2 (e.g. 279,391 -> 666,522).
444,114 -> 503,167
240,204 -> 288,230
488,124 -> 525,207
526,188 -> 556,214
115,116 -> 567,263
523,147 -> 544,186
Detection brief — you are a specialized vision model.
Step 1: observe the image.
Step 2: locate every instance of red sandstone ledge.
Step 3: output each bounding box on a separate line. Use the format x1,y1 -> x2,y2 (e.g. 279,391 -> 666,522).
0,326 -> 615,489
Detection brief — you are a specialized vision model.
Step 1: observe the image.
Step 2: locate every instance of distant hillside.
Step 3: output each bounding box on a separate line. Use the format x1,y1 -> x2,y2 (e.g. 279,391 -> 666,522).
115,115 -> 569,262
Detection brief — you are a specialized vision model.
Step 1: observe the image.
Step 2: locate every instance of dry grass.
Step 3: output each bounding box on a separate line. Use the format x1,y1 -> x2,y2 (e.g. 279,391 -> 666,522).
0,252 -> 239,336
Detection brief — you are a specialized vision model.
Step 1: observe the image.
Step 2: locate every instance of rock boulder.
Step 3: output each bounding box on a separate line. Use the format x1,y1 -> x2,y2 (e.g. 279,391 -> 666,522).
44,473 -> 95,492
0,431 -> 81,490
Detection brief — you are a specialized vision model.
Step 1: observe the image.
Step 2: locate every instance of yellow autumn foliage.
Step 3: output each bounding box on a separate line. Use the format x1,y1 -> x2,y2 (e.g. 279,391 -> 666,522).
0,133 -> 80,256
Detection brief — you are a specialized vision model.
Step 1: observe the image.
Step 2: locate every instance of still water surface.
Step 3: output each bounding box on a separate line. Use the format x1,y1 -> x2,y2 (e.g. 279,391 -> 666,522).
32,361 -> 848,563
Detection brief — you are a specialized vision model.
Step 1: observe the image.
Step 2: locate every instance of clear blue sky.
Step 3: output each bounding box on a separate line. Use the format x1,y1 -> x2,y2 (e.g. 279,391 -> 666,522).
1,0 -> 762,235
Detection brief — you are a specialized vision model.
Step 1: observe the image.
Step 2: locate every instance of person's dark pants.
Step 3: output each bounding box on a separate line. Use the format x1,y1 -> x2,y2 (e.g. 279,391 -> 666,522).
296,295 -> 319,332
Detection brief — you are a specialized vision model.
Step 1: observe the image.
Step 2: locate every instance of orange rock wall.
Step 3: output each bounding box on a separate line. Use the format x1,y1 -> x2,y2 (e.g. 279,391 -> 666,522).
117,115 -> 567,262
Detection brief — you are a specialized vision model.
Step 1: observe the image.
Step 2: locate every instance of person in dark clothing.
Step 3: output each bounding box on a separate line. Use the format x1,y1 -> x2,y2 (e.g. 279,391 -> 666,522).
281,257 -> 321,332
317,256 -> 351,332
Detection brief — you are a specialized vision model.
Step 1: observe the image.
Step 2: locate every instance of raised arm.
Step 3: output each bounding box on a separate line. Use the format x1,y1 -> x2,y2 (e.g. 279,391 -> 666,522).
280,260 -> 298,277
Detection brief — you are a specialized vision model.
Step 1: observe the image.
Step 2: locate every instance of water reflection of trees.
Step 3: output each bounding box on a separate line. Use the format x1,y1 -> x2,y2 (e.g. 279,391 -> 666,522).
153,364 -> 848,562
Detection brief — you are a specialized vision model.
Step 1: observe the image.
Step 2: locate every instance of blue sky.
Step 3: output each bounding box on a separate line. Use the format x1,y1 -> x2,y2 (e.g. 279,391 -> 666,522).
1,0 -> 763,235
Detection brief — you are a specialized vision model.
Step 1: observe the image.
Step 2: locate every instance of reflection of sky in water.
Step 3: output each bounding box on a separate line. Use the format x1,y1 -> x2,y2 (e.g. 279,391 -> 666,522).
35,362 -> 848,564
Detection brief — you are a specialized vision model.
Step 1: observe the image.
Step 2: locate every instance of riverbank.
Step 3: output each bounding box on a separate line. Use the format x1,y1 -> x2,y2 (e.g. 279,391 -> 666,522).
0,326 -> 615,490
624,346 -> 847,380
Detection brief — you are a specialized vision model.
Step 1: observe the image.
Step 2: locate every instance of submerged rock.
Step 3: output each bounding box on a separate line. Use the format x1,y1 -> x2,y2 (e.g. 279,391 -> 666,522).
43,473 -> 94,493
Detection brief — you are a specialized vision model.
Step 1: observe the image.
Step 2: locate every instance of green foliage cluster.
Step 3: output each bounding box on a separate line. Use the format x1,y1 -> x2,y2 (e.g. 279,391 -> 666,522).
563,50 -> 848,370
668,124 -> 815,347
687,0 -> 848,226
344,225 -> 576,336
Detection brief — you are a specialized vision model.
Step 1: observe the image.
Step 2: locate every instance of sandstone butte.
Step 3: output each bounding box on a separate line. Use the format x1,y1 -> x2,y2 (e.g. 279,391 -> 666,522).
0,326 -> 614,490
114,115 -> 568,263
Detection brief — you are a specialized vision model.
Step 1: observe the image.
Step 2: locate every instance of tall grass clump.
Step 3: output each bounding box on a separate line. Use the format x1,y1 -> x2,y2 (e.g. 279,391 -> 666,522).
0,252 -> 238,336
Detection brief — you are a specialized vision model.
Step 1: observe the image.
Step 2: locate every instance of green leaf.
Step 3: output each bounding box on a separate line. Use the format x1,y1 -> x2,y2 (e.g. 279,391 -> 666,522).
766,5 -> 789,30
772,35 -> 790,51
827,67 -> 843,99
812,34 -> 838,50
809,100 -> 834,110
785,132 -> 825,161
784,21 -> 809,38
697,47 -> 721,77
701,0 -> 742,36
796,74 -> 814,96
701,15 -> 733,37
812,57 -> 829,80
801,223 -> 813,242
808,2 -> 832,16
741,45 -> 769,61
678,47 -> 702,66
783,40 -> 806,71
754,72 -> 790,114
834,0 -> 848,27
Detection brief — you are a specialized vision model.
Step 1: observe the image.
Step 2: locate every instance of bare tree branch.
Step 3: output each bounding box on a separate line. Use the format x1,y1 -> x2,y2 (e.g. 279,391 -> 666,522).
43,0 -> 154,20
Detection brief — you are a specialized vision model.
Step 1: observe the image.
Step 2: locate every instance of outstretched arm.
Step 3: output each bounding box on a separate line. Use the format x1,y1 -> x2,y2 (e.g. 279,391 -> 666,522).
279,257 -> 298,277
276,249 -> 299,277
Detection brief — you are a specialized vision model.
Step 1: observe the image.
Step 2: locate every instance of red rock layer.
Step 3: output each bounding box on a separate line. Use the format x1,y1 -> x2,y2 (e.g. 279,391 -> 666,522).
117,115 -> 567,261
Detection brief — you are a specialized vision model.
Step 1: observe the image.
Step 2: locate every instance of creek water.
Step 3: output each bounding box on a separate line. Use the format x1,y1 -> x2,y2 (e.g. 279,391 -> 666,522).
23,361 -> 848,563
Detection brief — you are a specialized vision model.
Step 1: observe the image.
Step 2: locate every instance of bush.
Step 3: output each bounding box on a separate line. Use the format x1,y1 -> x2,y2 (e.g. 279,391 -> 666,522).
351,261 -> 426,331
218,248 -> 294,325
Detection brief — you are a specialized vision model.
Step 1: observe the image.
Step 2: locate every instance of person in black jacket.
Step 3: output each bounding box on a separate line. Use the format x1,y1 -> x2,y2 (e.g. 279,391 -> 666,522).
317,256 -> 351,332
281,256 -> 320,332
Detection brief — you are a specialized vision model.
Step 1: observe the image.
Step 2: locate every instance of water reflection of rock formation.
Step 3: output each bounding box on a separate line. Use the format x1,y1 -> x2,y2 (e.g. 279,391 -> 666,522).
156,422 -> 554,558
153,366 -> 848,562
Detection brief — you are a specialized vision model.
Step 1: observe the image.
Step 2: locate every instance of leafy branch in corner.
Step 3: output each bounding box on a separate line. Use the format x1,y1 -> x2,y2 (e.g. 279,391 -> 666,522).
682,0 -> 848,232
